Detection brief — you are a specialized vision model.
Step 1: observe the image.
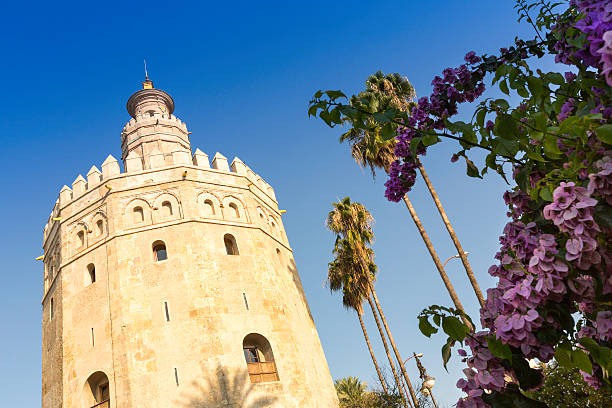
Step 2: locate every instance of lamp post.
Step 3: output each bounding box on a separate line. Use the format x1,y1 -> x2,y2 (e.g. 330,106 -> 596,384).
442,252 -> 469,271
405,353 -> 439,408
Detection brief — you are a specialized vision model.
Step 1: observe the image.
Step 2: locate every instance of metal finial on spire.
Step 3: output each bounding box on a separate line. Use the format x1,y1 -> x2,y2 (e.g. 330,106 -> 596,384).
142,59 -> 154,89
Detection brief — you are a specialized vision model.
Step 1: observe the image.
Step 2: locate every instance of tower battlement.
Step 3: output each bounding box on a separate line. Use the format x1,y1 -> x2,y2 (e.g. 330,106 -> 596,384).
42,149 -> 277,245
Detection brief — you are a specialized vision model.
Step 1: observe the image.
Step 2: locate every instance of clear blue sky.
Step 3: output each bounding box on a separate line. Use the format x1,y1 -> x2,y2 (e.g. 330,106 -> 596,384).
0,1 -> 550,406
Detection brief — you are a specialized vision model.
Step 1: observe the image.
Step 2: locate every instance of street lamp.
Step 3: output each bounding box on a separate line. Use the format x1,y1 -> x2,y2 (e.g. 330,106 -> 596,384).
409,353 -> 439,408
442,252 -> 469,270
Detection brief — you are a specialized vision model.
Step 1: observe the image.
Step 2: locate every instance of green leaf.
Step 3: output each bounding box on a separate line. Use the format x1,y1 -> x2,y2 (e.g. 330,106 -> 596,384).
547,72 -> 565,85
596,124 -> 612,145
492,138 -> 519,157
380,123 -> 396,141
487,336 -> 513,361
500,79 -> 510,95
441,316 -> 469,341
495,114 -> 518,139
441,338 -> 455,371
476,108 -> 487,128
517,86 -> 530,98
313,90 -> 323,98
539,185 -> 553,201
543,134 -> 562,157
527,149 -> 547,162
494,99 -> 510,111
532,111 -> 547,133
324,90 -> 346,99
422,132 -> 440,147
464,157 -> 482,179
307,105 -> 318,117
418,316 -> 438,338
571,349 -> 593,374
554,344 -> 573,368
527,76 -> 544,99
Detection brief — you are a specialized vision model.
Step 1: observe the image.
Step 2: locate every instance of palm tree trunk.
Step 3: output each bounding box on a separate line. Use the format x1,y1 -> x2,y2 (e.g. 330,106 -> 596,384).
366,294 -> 411,408
369,287 -> 420,408
401,195 -> 472,328
417,161 -> 485,307
357,310 -> 388,394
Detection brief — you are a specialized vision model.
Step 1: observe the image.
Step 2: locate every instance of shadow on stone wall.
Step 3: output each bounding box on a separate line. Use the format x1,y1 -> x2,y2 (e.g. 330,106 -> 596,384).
287,258 -> 314,324
180,365 -> 278,408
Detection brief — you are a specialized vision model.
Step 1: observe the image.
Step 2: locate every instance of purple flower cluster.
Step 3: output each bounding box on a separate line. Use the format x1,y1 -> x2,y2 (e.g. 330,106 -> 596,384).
543,182 -> 601,270
503,190 -> 531,220
456,333 -> 508,408
556,1 -> 612,85
384,52 -> 486,201
588,155 -> 612,205
557,98 -> 576,122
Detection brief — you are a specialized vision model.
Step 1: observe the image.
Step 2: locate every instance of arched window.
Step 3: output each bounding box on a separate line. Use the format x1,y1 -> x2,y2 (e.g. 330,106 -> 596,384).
203,199 -> 215,216
96,220 -> 104,236
270,220 -> 277,235
276,248 -> 283,265
77,230 -> 85,248
153,241 -> 168,261
50,298 -> 54,320
133,206 -> 144,223
84,371 -> 110,407
161,201 -> 173,217
243,333 -> 279,383
87,264 -> 96,284
228,202 -> 240,219
224,234 -> 239,255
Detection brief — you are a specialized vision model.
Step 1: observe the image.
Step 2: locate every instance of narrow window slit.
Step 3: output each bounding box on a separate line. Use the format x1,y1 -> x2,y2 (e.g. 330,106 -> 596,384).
174,368 -> 179,386
164,301 -> 170,322
91,328 -> 95,347
243,293 -> 249,310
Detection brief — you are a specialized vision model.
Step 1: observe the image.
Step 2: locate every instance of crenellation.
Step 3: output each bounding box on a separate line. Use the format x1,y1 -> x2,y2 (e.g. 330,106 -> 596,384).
86,166 -> 102,187
59,185 -> 72,205
101,155 -> 121,179
192,148 -> 209,168
211,152 -> 229,171
230,157 -> 247,175
72,175 -> 87,196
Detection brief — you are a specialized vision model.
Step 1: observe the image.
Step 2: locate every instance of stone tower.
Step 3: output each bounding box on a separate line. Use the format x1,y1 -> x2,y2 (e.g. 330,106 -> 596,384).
41,78 -> 339,408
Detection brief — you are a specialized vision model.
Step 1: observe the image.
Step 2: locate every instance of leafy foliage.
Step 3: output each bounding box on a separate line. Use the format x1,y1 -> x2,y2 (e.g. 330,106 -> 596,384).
528,362 -> 612,408
310,1 -> 612,407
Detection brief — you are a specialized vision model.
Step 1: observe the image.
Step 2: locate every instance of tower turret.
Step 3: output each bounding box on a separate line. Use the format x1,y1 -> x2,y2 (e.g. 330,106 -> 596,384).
121,78 -> 191,170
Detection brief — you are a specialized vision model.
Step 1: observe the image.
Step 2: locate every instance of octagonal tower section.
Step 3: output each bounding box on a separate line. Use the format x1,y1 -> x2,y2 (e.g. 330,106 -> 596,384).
41,80 -> 339,408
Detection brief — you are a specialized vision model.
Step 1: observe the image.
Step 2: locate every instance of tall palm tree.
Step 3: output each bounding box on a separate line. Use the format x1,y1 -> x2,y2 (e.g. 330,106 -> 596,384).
327,199 -> 419,408
328,252 -> 388,394
340,72 -> 485,308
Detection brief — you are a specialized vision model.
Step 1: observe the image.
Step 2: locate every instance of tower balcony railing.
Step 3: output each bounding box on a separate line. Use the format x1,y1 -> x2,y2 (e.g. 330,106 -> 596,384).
247,361 -> 279,383
90,400 -> 110,408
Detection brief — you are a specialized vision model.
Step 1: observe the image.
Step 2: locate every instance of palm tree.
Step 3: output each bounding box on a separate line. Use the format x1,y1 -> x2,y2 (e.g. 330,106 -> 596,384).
339,72 -> 484,313
328,251 -> 388,394
335,376 -> 367,403
327,198 -> 419,408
